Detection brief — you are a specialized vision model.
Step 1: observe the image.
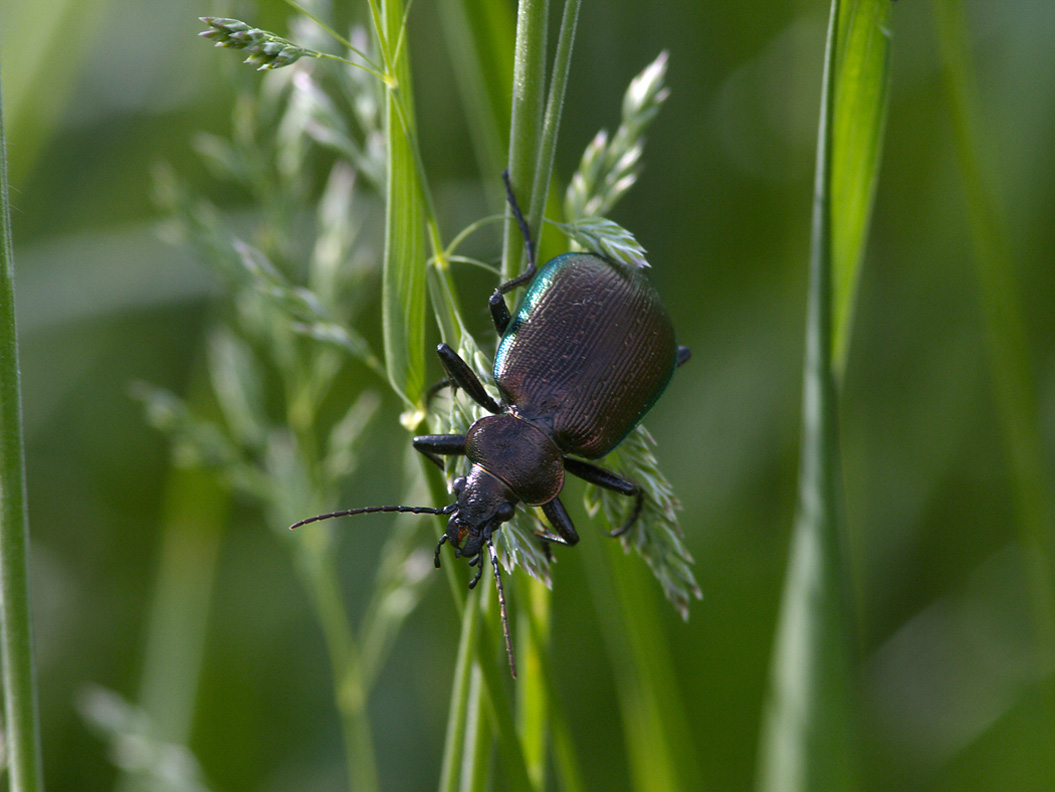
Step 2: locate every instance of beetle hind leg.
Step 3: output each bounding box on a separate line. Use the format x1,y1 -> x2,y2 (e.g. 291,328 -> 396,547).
677,346 -> 691,367
563,457 -> 645,538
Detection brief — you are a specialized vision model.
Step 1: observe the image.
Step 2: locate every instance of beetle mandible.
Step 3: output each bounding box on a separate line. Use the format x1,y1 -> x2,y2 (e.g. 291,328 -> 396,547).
291,172 -> 690,676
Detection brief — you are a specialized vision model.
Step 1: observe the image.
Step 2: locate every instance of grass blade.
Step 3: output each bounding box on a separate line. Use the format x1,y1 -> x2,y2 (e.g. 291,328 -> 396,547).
501,0 -> 549,280
756,1 -> 859,789
381,0 -> 427,406
831,0 -> 894,375
0,76 -> 46,792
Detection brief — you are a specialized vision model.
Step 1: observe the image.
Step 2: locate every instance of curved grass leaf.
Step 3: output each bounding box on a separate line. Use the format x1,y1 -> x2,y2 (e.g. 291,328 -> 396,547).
831,0 -> 894,375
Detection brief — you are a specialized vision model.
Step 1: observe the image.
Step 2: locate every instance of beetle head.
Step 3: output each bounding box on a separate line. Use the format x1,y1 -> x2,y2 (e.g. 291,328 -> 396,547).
444,466 -> 517,558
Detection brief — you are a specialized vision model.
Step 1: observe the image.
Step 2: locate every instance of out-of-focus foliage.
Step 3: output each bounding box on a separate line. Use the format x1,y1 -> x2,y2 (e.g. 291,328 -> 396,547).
5,0 -> 1055,790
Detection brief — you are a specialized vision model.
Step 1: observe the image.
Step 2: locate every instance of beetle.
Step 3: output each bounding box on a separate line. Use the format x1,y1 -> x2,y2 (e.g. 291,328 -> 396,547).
291,172 -> 690,675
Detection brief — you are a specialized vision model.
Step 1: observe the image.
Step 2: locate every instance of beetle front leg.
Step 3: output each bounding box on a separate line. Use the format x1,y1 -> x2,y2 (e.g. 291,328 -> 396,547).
435,343 -> 502,414
538,497 -> 581,546
563,457 -> 644,537
488,266 -> 537,335
413,434 -> 468,469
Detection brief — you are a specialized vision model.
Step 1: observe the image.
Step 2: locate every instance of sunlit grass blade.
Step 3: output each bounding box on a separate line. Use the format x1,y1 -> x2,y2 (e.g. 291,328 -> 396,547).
757,1 -> 860,790
381,0 -> 427,409
831,0 -> 893,375
0,76 -> 45,792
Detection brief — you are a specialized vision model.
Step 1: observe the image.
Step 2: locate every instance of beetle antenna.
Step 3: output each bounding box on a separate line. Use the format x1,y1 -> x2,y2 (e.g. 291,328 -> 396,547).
486,537 -> 517,678
502,168 -> 536,271
289,503 -> 456,531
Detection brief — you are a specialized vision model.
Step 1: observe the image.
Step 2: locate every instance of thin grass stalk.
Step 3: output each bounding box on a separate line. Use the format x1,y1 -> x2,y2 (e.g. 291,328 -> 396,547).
932,0 -> 1055,757
501,0 -> 549,280
0,76 -> 46,792
439,583 -> 483,792
473,583 -> 535,792
756,1 -> 858,789
116,464 -> 226,791
525,0 -> 581,238
299,541 -> 381,792
516,578 -> 549,788
461,666 -> 491,792
521,578 -> 585,792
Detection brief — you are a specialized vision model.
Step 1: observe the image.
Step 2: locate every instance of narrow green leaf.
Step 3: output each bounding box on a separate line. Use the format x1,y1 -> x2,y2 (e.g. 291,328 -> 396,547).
831,0 -> 894,375
0,72 -> 46,792
381,0 -> 426,406
757,2 -> 860,790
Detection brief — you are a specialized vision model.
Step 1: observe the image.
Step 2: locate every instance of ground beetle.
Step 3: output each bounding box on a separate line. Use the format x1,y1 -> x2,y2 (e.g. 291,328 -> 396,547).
291,173 -> 690,676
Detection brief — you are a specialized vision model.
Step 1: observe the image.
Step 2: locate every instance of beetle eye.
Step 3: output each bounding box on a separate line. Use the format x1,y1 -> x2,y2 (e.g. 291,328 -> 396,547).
452,477 -> 466,494
495,502 -> 515,522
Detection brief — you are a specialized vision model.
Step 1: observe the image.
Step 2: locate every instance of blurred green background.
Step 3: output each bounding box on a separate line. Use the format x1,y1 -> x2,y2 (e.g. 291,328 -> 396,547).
3,0 -> 1054,790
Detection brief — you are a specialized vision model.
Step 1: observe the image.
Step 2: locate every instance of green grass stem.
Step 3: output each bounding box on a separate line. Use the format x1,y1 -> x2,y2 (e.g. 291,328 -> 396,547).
0,76 -> 46,792
501,0 -> 549,280
525,0 -> 581,240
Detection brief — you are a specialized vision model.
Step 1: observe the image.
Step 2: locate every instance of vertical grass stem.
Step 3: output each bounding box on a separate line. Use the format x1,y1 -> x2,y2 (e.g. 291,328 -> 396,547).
0,76 -> 46,792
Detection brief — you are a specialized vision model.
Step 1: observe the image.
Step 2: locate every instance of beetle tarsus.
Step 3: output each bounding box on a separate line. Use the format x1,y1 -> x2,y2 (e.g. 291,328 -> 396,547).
468,555 -> 484,589
502,168 -> 537,271
606,490 -> 645,538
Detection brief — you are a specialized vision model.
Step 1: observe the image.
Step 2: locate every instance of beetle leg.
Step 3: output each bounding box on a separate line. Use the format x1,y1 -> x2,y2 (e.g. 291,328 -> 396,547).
677,345 -> 691,367
489,170 -> 539,335
489,265 -> 537,334
413,434 -> 468,469
436,343 -> 503,414
489,291 -> 513,335
562,457 -> 644,537
424,377 -> 453,404
467,554 -> 484,589
538,497 -> 581,546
